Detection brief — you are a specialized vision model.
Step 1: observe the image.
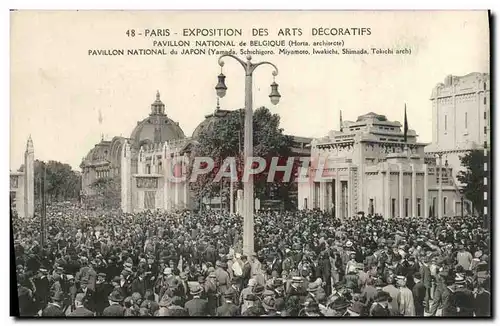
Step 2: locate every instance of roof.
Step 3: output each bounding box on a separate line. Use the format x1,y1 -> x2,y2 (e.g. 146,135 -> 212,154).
356,112 -> 388,122
130,91 -> 185,147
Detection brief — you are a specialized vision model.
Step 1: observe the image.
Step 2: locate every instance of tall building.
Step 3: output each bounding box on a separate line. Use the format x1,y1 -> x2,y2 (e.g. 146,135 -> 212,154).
426,73 -> 490,184
298,112 -> 463,218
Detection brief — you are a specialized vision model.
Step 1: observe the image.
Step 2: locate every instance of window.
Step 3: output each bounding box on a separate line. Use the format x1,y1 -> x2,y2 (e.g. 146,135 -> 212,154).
417,198 -> 421,217
405,198 -> 409,217
444,115 -> 447,131
391,198 -> 396,218
146,164 -> 151,174
369,199 -> 374,215
465,112 -> 468,129
443,197 -> 447,216
304,198 -> 308,210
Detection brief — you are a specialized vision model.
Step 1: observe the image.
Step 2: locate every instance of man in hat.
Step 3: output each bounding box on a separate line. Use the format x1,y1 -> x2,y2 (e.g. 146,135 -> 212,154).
306,279 -> 326,304
239,278 -> 256,314
33,267 -> 50,312
412,272 -> 426,316
418,256 -> 432,313
216,288 -> 240,316
286,276 -> 306,304
241,293 -> 264,316
261,296 -> 278,316
203,271 -> 218,315
164,296 -> 189,316
41,291 -> 66,316
68,293 -> 94,316
301,297 -> 323,317
429,271 -> 455,316
456,244 -> 473,271
93,272 -> 112,316
396,275 -> 415,316
382,274 -> 399,315
184,283 -> 209,316
453,274 -> 474,316
474,279 -> 491,317
102,290 -> 125,316
369,291 -> 391,316
215,260 -> 230,303
76,257 -> 97,291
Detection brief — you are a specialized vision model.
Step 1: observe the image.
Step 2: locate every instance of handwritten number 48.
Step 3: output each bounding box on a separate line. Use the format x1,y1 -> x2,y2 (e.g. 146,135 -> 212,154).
126,30 -> 136,37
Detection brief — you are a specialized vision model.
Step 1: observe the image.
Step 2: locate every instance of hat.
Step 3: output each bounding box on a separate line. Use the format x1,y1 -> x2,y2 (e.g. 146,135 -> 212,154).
163,267 -> 172,275
374,278 -> 386,288
262,296 -> 276,311
75,293 -> 86,302
396,275 -> 406,282
374,291 -> 391,302
66,275 -> 74,281
253,284 -> 264,295
190,283 -> 203,295
330,296 -> 351,310
98,272 -> 107,278
51,291 -> 64,302
121,269 -> 131,276
263,289 -> 275,297
455,274 -> 465,284
307,282 -> 319,292
245,293 -> 257,302
292,276 -> 303,283
108,290 -> 124,302
223,288 -> 236,299
345,241 -> 353,247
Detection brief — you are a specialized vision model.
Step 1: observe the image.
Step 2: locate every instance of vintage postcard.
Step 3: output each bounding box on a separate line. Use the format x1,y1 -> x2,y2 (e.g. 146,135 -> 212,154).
10,10 -> 490,318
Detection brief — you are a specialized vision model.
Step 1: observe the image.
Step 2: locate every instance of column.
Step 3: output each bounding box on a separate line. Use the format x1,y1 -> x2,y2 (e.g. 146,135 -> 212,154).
385,164 -> 390,218
378,168 -> 383,216
183,153 -> 188,209
121,141 -> 132,213
411,163 -> 416,217
163,149 -> 171,212
319,181 -> 326,211
24,137 -> 34,218
174,151 -> 180,209
399,163 -> 404,218
438,155 -> 443,218
424,164 -> 429,218
348,166 -> 353,217
335,168 -> 341,219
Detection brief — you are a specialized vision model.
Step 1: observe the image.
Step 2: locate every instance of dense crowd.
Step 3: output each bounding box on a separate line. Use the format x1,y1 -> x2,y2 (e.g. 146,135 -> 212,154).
13,203 -> 491,317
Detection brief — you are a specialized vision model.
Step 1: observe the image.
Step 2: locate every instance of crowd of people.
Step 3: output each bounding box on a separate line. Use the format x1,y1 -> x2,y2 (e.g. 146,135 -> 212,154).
13,202 -> 491,317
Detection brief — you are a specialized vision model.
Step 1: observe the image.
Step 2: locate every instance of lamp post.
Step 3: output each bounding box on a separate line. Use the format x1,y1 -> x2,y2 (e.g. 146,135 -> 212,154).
215,54 -> 280,255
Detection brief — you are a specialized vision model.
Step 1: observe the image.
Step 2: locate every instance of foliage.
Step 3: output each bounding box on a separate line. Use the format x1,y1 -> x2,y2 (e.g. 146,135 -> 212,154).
457,150 -> 484,214
189,107 -> 296,207
88,176 -> 121,209
18,160 -> 81,203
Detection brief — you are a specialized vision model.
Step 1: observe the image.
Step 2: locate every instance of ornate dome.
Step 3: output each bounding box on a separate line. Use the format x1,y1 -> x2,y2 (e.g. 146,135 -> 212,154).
130,91 -> 185,148
356,112 -> 388,122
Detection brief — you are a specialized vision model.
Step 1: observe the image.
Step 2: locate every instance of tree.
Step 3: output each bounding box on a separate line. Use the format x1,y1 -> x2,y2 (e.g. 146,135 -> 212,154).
88,176 -> 121,209
189,107 -> 296,207
19,160 -> 81,203
457,150 -> 484,215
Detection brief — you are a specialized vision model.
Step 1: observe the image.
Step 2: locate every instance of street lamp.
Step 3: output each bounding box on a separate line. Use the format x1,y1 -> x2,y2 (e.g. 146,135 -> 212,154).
215,54 -> 279,255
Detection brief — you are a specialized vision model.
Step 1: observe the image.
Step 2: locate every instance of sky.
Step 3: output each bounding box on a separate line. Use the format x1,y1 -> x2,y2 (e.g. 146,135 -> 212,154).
10,10 -> 489,170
